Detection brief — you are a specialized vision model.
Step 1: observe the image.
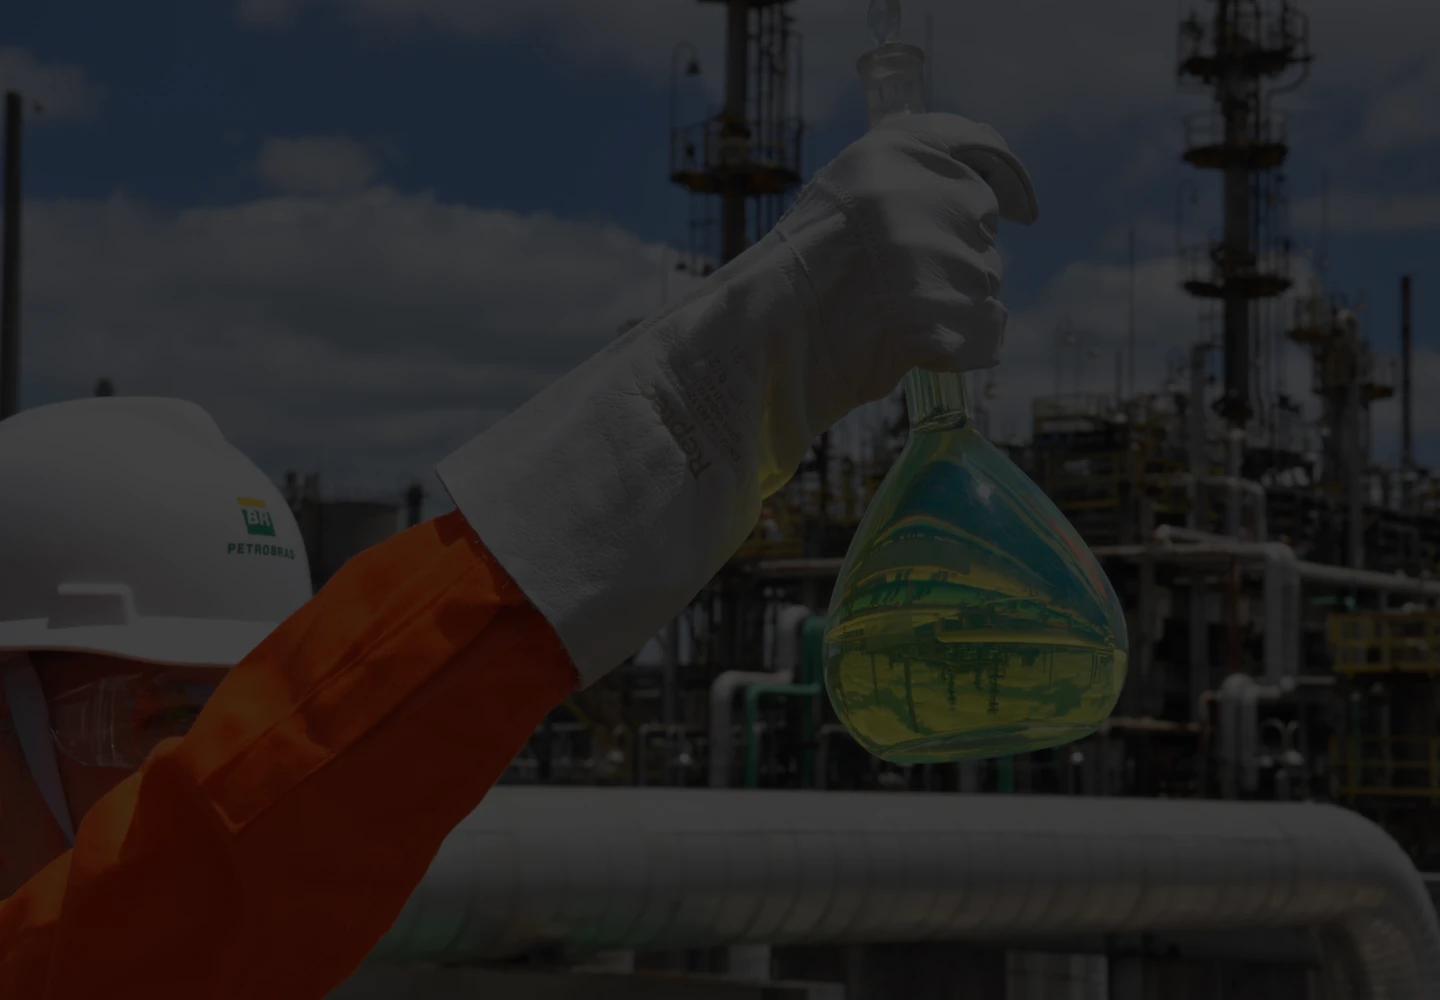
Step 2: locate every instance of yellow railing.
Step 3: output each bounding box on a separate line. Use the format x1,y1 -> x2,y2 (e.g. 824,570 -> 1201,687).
1330,736 -> 1440,802
1039,454 -> 1206,518
1328,611 -> 1440,675
1040,451 -> 1132,513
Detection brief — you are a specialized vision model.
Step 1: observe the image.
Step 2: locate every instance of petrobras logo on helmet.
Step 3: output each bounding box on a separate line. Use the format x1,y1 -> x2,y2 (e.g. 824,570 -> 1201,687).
239,496 -> 276,536
227,497 -> 297,561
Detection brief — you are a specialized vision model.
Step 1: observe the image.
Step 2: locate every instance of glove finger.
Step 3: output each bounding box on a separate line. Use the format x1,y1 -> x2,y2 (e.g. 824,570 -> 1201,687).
899,294 -> 1008,374
908,233 -> 1004,303
886,112 -> 1039,225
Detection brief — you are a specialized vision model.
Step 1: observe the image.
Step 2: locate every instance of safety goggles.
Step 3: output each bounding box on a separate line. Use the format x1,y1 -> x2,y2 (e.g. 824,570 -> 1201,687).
0,671 -> 219,769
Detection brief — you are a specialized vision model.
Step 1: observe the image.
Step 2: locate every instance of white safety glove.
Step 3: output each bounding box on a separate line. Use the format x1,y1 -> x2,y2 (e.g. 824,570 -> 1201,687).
437,112 -> 1038,686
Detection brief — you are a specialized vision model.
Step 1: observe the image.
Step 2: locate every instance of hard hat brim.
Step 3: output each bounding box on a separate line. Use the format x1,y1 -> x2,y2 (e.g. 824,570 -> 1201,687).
0,617 -> 279,668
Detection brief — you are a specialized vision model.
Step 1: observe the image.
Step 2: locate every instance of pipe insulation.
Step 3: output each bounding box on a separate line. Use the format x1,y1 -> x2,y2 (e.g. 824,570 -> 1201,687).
1095,530 -> 1440,603
708,604 -> 811,788
371,788 -> 1440,998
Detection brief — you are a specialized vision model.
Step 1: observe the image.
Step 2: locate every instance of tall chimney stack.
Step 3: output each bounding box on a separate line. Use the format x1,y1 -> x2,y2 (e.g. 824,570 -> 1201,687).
1401,274 -> 1413,472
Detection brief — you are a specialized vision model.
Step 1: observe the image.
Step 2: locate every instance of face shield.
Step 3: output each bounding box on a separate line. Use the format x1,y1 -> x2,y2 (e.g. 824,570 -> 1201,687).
27,670 -> 220,769
0,654 -> 225,844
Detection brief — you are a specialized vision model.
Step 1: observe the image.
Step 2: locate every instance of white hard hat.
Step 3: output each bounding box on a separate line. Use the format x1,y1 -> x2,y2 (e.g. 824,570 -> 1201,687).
0,396 -> 312,845
0,396 -> 312,663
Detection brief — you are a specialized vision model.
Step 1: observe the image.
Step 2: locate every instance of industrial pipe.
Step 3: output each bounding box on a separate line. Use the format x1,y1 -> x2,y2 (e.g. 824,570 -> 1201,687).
1295,561 -> 1440,599
749,558 -> 845,578
708,604 -> 811,787
634,723 -> 691,786
742,681 -> 822,788
1150,526 -> 1440,675
1145,527 -> 1302,683
1402,275 -> 1414,485
1096,716 -> 1202,737
1216,673 -> 1283,796
813,722 -> 852,790
1225,430 -> 1245,536
373,787 -> 1440,998
1205,674 -> 1339,798
1163,474 -> 1268,541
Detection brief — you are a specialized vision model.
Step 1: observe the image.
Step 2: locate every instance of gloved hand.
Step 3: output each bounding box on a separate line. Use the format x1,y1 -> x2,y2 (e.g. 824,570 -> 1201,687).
438,112 -> 1037,686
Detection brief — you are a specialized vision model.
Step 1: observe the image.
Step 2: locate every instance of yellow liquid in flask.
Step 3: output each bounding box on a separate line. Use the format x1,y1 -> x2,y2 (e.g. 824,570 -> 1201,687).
823,373 -> 1128,763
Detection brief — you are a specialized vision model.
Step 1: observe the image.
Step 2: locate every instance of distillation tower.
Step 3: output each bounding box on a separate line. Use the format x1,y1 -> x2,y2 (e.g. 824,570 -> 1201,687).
1177,0 -> 1311,431
669,0 -> 805,272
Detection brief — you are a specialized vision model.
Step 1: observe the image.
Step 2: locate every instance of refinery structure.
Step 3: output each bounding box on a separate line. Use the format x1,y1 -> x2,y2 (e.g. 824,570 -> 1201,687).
4,2 -> 1440,999
423,2 -> 1440,997
528,1 -> 1440,831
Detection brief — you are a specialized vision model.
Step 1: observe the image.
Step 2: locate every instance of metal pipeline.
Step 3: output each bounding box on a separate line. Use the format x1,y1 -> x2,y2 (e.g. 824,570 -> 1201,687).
1097,529 -> 1440,688
1147,527 -> 1301,683
1097,716 -> 1202,736
1164,474 -> 1268,541
1216,673 -> 1283,796
813,722 -> 852,790
373,787 -> 1440,998
707,604 -> 811,787
750,557 -> 845,578
634,723 -> 690,786
1296,561 -> 1440,599
1206,673 -> 1340,799
1144,526 -> 1440,600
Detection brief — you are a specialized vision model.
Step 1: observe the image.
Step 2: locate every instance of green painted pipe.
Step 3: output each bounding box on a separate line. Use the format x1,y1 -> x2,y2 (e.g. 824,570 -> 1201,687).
800,616 -> 827,785
997,756 -> 1016,793
801,616 -> 827,686
744,682 -> 823,789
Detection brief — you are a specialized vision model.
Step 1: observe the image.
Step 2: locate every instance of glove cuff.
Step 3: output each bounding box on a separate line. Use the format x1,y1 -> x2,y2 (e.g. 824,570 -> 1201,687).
436,232 -> 818,686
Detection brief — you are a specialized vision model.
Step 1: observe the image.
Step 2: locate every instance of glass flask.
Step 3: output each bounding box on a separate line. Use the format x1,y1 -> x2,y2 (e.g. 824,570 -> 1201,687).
822,0 -> 1128,764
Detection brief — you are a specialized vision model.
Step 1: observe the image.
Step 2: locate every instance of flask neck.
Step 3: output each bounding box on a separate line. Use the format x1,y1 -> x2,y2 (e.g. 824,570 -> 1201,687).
905,370 -> 970,432
857,42 -> 928,126
862,31 -> 968,435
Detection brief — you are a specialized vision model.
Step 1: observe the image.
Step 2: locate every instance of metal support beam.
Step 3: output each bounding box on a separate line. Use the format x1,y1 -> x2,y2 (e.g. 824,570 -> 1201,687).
721,0 -> 750,263
1347,353 -> 1364,570
1402,274 -> 1414,491
1,91 -> 23,419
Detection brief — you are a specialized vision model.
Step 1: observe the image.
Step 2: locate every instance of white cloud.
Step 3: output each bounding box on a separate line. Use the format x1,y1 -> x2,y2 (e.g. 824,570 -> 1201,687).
820,237 -> 1368,470
1355,58 -> 1440,155
20,178 -> 1440,518
975,249 -> 1328,444
1092,217 -> 1181,261
21,186 -> 703,499
1298,1 -> 1440,158
1291,190 -> 1440,235
0,47 -> 102,120
232,0 -> 1440,160
257,136 -> 380,196
237,0 -> 298,26
1371,348 -> 1440,466
232,0 -> 1182,137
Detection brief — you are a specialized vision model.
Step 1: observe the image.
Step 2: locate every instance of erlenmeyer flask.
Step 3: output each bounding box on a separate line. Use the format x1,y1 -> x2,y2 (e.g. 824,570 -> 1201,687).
822,1 -> 1128,763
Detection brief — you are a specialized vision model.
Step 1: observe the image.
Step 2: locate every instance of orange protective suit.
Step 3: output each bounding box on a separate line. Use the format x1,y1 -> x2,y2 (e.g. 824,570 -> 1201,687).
0,511 -> 578,998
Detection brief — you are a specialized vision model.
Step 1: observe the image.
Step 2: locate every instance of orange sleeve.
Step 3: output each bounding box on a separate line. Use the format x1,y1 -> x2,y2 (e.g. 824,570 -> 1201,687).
0,511 -> 578,999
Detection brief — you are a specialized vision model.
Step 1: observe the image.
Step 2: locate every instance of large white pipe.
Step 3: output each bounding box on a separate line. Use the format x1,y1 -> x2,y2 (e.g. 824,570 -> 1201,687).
1144,528 -> 1301,683
1163,474 -> 1268,541
1145,527 -> 1439,685
1148,526 -> 1440,600
1233,673 -> 1281,795
1212,674 -> 1339,798
371,788 -> 1440,998
1099,533 -> 1440,604
707,604 -> 812,788
1296,561 -> 1440,599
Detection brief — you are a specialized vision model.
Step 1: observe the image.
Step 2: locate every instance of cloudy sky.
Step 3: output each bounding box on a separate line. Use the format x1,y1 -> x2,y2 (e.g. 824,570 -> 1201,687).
4,0 -> 1439,517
